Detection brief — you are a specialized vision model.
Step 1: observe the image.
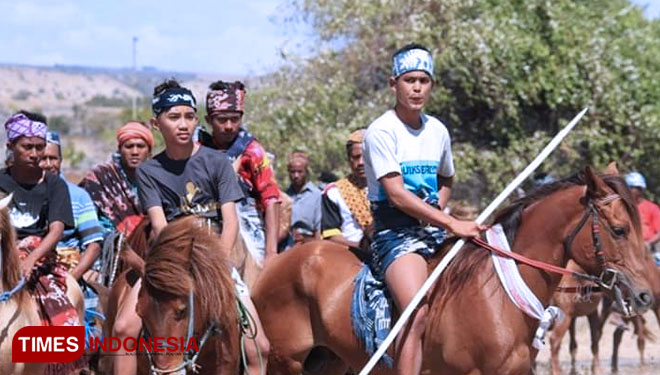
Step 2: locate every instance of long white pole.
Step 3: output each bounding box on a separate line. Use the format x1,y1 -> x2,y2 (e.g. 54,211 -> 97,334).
358,107 -> 589,375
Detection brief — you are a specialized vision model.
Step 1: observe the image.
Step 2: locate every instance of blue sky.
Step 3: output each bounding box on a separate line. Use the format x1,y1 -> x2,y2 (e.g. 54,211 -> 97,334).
0,0 -> 312,75
0,0 -> 658,76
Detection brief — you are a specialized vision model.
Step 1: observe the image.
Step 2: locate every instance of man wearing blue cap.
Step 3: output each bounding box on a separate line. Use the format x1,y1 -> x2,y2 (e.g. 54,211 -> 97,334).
41,131 -> 104,281
363,43 -> 485,375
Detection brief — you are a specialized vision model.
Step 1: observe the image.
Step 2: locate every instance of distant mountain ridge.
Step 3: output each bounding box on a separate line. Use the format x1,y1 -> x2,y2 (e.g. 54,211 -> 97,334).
0,63 -> 245,172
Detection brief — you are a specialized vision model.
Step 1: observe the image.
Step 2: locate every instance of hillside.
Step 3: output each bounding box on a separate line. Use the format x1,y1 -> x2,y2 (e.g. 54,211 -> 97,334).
0,63 -> 243,175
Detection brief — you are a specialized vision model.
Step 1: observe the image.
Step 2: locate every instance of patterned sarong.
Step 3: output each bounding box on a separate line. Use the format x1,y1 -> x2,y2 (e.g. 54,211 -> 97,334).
18,236 -> 79,327
350,265 -> 393,368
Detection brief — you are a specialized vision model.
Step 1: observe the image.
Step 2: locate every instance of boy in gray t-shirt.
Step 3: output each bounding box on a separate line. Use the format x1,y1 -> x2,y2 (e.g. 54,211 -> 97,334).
113,79 -> 270,375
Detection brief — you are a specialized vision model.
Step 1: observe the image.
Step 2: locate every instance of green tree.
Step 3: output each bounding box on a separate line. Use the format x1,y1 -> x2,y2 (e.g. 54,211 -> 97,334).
247,0 -> 660,204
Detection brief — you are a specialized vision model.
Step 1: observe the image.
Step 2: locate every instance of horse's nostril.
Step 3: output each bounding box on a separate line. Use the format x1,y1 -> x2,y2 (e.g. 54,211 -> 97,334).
636,291 -> 653,308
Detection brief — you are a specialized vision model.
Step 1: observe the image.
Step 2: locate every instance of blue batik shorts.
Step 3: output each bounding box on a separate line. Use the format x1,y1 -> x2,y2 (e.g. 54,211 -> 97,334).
370,226 -> 446,281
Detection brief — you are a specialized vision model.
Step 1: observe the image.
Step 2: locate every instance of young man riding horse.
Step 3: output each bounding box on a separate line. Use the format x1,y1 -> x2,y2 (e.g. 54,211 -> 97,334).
363,43 -> 485,375
112,79 -> 270,375
0,111 -> 80,327
199,80 -> 282,274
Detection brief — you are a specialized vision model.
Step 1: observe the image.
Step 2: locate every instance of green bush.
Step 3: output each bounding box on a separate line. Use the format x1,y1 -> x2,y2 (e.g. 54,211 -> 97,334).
244,0 -> 660,204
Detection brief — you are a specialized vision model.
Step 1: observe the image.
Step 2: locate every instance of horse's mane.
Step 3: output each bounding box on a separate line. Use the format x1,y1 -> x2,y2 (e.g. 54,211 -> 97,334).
433,172 -> 639,301
141,216 -> 238,355
493,173 -> 638,243
0,191 -> 22,298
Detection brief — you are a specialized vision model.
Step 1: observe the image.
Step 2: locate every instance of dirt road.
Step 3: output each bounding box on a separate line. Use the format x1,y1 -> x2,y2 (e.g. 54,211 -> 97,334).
536,311 -> 660,374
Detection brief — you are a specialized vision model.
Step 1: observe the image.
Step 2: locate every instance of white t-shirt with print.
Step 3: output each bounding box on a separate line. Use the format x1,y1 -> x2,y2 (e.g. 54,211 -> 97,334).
364,109 -> 454,204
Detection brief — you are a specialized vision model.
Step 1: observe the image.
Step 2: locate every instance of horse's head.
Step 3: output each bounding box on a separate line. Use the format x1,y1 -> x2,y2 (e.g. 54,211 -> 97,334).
564,164 -> 653,316
135,216 -> 238,375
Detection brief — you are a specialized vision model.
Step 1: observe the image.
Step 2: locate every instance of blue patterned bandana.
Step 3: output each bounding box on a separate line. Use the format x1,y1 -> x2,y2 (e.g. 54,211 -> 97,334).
46,131 -> 61,146
152,87 -> 197,116
392,48 -> 434,79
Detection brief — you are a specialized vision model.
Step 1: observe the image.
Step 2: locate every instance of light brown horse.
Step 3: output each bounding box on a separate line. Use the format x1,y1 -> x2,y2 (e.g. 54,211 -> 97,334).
0,193 -> 85,375
103,217 -> 240,375
552,252 -> 660,374
605,251 -> 660,372
549,261 -> 604,375
252,166 -> 654,375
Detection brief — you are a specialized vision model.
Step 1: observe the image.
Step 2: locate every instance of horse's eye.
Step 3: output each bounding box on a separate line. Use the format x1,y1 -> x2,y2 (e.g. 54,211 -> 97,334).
175,307 -> 187,320
612,226 -> 626,238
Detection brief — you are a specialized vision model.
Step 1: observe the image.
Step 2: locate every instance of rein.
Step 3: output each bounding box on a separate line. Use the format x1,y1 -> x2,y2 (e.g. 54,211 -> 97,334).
471,237 -> 600,283
143,290 -> 221,375
471,194 -> 625,292
0,277 -> 26,302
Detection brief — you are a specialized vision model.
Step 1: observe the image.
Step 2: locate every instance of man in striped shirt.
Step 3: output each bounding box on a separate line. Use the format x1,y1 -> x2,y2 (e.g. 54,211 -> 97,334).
41,131 -> 104,281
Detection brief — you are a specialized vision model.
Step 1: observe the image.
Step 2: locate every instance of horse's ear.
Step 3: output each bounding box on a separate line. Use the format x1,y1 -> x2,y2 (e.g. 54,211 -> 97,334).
585,165 -> 611,199
0,193 -> 13,210
604,161 -> 619,176
121,246 -> 145,277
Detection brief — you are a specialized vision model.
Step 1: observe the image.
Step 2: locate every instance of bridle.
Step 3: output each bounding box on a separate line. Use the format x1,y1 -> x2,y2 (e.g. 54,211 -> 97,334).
472,193 -> 637,315
562,193 -> 635,314
563,195 -> 627,286
142,290 -> 221,375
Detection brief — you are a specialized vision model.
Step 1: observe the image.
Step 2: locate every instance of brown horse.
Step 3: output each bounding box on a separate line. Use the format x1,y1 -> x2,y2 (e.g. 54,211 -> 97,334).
103,216 -> 240,375
548,261 -> 604,375
0,193 -> 85,375
552,251 -> 660,374
605,251 -> 660,372
252,166 -> 654,375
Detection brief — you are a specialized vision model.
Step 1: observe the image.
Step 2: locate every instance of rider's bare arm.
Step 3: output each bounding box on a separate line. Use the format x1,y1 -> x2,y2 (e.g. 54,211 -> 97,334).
21,221 -> 65,276
220,201 -> 238,258
147,206 -> 168,238
379,172 -> 483,238
437,174 -> 453,210
264,201 -> 281,261
71,241 -> 101,280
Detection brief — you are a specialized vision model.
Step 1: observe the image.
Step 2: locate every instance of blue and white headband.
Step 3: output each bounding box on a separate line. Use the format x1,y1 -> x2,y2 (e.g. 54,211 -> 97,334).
392,48 -> 434,79
152,87 -> 197,116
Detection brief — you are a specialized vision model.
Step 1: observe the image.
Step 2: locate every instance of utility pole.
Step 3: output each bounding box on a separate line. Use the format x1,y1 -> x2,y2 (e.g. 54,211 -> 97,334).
132,36 -> 138,119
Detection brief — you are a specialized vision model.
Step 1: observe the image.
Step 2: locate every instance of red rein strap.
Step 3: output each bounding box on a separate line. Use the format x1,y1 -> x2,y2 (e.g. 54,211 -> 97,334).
471,237 -> 577,278
469,193 -> 622,289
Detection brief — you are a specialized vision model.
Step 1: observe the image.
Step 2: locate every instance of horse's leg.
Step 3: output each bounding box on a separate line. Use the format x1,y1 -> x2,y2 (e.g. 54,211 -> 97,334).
611,323 -> 625,373
634,316 -> 646,366
568,317 -> 577,367
587,312 -> 602,375
550,312 -> 571,375
65,273 -> 85,325
599,296 -> 613,331
253,279 -> 315,374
